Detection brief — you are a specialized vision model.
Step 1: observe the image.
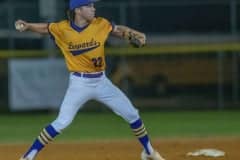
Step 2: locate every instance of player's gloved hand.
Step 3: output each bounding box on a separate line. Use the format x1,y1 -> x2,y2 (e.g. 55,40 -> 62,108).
124,30 -> 146,48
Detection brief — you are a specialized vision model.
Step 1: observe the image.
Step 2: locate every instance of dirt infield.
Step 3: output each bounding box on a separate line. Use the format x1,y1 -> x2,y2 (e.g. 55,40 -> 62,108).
1,138 -> 239,160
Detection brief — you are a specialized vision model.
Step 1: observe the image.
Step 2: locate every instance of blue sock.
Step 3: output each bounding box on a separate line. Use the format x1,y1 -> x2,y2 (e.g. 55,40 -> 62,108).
130,119 -> 153,155
23,124 -> 59,158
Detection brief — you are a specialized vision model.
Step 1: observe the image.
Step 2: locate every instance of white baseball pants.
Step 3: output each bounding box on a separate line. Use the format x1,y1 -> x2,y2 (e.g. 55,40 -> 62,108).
51,72 -> 140,132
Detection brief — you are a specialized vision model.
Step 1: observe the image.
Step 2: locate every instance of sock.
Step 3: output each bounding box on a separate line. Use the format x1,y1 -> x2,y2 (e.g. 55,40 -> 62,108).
23,124 -> 59,159
130,119 -> 154,155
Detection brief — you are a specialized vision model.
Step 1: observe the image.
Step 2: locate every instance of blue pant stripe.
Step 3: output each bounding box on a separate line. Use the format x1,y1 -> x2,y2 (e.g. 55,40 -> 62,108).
23,124 -> 59,158
130,119 -> 142,129
130,119 -> 151,155
23,139 -> 44,158
139,135 -> 151,154
45,124 -> 59,138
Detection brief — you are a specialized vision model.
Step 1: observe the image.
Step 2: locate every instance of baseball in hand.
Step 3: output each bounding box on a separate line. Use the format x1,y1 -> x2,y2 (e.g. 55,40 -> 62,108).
15,23 -> 24,30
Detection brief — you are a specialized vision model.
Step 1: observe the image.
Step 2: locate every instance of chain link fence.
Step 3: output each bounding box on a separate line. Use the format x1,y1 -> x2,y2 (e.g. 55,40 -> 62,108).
0,0 -> 239,111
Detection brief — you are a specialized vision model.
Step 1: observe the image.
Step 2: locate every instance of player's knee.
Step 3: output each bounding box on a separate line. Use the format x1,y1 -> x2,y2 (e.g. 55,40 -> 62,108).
51,117 -> 73,132
125,109 -> 140,124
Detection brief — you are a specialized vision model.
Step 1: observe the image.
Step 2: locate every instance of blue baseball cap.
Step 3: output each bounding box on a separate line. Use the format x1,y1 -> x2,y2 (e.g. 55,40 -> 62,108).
69,0 -> 99,10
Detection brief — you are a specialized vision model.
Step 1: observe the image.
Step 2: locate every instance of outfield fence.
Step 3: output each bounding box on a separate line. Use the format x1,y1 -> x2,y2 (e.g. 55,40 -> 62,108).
0,0 -> 239,111
0,44 -> 239,111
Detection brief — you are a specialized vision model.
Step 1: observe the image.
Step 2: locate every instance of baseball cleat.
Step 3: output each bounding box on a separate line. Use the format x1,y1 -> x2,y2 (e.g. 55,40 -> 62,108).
141,150 -> 165,160
19,157 -> 32,160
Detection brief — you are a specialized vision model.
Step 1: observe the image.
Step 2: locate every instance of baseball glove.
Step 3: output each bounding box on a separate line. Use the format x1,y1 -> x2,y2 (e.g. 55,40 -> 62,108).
124,30 -> 146,48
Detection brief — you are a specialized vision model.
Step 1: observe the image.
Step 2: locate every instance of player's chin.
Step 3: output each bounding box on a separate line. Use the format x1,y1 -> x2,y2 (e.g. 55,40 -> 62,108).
88,16 -> 95,22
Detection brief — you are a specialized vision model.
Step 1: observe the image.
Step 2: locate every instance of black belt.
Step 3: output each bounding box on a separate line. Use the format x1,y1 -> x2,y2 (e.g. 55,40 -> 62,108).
73,72 -> 103,78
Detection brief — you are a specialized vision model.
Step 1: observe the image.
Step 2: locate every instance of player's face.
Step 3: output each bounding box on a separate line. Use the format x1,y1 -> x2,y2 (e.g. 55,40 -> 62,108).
77,3 -> 96,22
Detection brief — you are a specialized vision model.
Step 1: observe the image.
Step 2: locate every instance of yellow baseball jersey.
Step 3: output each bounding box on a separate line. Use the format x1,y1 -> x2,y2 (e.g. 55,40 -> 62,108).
48,17 -> 113,72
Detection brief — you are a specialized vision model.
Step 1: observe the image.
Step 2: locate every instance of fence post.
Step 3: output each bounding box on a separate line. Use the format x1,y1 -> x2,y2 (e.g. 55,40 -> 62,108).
7,2 -> 15,49
119,3 -> 127,25
217,52 -> 224,109
232,53 -> 239,105
230,0 -> 239,105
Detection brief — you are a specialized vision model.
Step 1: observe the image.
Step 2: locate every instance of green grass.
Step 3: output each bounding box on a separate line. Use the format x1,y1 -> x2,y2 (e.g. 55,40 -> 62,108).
0,111 -> 239,143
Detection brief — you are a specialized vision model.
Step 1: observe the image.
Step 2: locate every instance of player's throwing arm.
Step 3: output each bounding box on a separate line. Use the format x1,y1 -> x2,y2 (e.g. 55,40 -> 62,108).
15,19 -> 49,34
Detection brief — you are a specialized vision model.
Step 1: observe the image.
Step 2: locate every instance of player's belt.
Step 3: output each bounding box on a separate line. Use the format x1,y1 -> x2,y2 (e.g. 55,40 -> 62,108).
73,72 -> 103,78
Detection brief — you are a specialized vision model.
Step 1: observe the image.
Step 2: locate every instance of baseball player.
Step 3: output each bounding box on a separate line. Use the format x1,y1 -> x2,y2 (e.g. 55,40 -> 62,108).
15,0 -> 165,160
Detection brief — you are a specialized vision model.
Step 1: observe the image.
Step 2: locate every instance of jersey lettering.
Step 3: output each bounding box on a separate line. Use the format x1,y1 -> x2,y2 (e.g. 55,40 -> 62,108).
48,17 -> 112,72
70,43 -> 101,56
